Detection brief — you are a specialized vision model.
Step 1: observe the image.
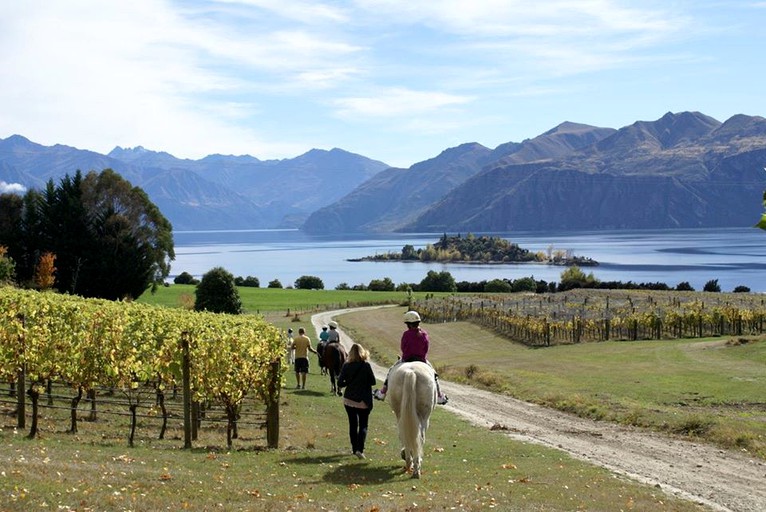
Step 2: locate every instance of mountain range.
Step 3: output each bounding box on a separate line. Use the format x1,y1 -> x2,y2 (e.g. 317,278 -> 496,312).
2,111 -> 765,233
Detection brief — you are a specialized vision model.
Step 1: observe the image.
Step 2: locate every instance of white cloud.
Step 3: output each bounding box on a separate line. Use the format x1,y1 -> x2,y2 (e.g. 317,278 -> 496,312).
333,87 -> 474,118
0,182 -> 26,194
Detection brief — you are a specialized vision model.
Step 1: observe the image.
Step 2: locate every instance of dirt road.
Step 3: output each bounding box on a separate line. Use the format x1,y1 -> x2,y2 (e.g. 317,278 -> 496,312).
312,308 -> 766,512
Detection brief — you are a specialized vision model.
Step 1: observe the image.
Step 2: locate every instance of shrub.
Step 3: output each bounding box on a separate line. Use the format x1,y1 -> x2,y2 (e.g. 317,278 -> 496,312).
511,276 -> 537,293
235,275 -> 260,287
295,275 -> 324,290
733,285 -> 751,293
368,277 -> 395,291
194,267 -> 242,314
703,279 -> 721,292
676,281 -> 695,291
484,279 -> 512,293
267,279 -> 283,289
174,271 -> 199,285
419,270 -> 457,292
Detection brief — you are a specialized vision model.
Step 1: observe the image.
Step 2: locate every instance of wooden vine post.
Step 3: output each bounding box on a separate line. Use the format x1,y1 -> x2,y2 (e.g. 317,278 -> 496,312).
16,314 -> 25,429
181,331 -> 192,449
266,360 -> 281,449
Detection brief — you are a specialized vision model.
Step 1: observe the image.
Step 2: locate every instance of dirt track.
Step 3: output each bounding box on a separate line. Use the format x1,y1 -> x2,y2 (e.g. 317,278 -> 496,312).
312,308 -> 766,512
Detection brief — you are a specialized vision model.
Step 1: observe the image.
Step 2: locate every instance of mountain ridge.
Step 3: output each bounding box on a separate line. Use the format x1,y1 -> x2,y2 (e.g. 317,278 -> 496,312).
2,111 -> 765,234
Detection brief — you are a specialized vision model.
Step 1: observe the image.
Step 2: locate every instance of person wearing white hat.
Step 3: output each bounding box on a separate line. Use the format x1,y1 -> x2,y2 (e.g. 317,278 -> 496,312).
373,310 -> 448,405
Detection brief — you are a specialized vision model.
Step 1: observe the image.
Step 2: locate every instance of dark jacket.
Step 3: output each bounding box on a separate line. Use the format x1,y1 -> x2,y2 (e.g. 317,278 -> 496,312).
338,361 -> 377,409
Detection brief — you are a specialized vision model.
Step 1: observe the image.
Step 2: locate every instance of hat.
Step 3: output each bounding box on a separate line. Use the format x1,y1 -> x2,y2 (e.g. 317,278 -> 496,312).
322,325 -> 328,329
328,321 -> 338,328
403,311 -> 421,323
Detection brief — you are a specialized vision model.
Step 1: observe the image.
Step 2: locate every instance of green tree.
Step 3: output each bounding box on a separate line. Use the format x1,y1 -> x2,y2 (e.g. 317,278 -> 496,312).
511,276 -> 538,293
558,265 -> 598,291
484,278 -> 512,293
676,281 -> 695,291
419,270 -> 457,292
238,276 -> 260,287
174,271 -> 198,285
267,279 -> 283,289
0,246 -> 16,284
703,279 -> 721,292
194,267 -> 242,314
401,244 -> 418,260
0,170 -> 174,299
368,277 -> 395,291
294,275 -> 324,289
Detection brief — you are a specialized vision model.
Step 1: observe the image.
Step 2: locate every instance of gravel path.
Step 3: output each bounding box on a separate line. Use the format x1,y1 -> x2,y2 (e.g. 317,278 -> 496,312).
312,308 -> 766,512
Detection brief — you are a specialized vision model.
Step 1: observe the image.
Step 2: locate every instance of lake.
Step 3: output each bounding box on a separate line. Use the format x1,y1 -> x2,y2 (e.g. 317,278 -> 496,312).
171,227 -> 766,293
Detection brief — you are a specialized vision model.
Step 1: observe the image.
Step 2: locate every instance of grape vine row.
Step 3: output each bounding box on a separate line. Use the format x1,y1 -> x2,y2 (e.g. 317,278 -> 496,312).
0,287 -> 284,446
415,289 -> 766,346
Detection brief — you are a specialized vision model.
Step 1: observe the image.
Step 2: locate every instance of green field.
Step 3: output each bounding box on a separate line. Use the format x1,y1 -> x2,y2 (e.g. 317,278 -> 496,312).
138,283 -> 441,313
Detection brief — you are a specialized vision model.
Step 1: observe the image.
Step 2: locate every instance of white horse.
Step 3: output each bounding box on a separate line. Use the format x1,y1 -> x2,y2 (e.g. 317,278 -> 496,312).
386,361 -> 437,479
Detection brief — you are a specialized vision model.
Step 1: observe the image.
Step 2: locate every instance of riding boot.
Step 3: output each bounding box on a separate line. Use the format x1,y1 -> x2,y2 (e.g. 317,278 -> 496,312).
435,375 -> 448,405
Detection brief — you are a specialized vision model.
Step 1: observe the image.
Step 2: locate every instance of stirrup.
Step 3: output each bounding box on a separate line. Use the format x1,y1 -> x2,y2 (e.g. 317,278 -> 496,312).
437,394 -> 449,405
373,389 -> 386,401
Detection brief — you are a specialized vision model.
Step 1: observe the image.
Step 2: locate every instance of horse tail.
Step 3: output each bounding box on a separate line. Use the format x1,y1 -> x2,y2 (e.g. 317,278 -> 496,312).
399,369 -> 422,462
333,344 -> 342,373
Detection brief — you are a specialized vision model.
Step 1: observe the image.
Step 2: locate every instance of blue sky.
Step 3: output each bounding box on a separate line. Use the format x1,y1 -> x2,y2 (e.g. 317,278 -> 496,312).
1,1 -> 765,169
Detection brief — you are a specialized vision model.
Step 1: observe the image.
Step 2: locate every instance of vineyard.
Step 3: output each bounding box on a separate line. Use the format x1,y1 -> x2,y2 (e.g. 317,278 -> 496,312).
415,289 -> 766,346
0,287 -> 284,449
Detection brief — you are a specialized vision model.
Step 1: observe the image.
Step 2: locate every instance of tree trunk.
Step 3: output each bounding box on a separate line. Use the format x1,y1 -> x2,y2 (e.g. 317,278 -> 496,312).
46,379 -> 54,406
69,386 -> 83,433
87,388 -> 97,422
128,404 -> 138,447
16,367 -> 25,429
27,384 -> 39,439
226,404 -> 237,450
191,401 -> 199,441
158,389 -> 168,440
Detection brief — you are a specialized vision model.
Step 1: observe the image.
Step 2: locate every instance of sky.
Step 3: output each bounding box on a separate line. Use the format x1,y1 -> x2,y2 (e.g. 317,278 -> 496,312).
1,1 -> 765,169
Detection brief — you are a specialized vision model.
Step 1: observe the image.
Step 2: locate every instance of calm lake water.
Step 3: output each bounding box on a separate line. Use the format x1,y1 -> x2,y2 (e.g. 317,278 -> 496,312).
171,227 -> 766,293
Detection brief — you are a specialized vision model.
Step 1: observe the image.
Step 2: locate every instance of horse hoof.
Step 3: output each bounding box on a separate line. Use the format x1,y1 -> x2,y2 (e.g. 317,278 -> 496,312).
411,472 -> 421,479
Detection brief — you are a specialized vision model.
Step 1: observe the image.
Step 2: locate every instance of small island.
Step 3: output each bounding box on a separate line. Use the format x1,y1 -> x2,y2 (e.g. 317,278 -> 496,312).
349,233 -> 598,266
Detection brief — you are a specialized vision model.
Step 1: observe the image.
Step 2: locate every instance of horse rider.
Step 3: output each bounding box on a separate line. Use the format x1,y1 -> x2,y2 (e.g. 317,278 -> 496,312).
373,310 -> 448,405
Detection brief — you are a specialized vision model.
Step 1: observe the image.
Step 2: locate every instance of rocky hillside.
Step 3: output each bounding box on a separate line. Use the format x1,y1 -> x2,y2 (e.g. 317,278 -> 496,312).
406,112 -> 766,232
303,122 -> 616,233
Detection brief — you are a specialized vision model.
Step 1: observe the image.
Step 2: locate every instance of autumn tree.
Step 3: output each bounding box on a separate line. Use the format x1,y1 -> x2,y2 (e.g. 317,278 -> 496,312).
34,252 -> 56,290
0,246 -> 16,284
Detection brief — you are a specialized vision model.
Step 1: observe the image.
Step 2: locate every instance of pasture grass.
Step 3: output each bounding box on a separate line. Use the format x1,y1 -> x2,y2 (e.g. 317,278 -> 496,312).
339,306 -> 766,459
139,284 -> 439,313
0,373 -> 706,511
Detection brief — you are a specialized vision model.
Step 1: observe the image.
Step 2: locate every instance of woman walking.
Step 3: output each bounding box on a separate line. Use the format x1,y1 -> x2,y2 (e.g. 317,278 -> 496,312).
337,343 -> 377,459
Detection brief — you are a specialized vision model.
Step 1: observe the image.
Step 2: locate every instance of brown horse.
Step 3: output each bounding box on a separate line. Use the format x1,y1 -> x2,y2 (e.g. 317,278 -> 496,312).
322,342 -> 347,396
